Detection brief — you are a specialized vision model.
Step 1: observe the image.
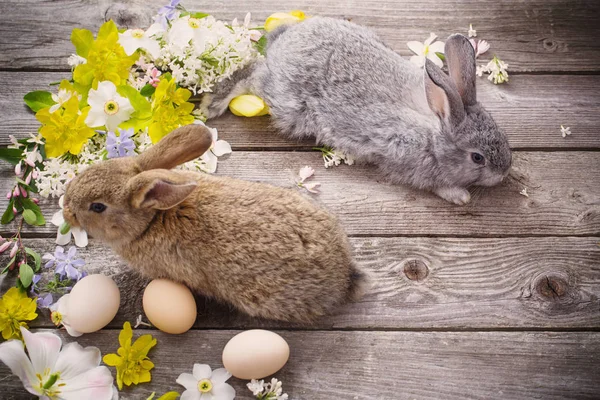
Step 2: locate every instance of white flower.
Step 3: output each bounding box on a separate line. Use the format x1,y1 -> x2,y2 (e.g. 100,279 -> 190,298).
407,33 -> 445,68
50,89 -> 73,113
119,24 -> 164,59
85,81 -> 134,131
248,378 -> 288,400
23,146 -> 43,167
176,364 -> 235,400
168,15 -> 215,51
0,327 -> 115,399
560,125 -> 571,138
8,135 -> 24,149
519,188 -> 529,197
196,122 -> 232,173
49,294 -> 83,337
247,379 -> 265,396
51,195 -> 88,247
477,56 -> 509,84
26,133 -> 45,145
303,182 -> 321,194
296,166 -> 321,194
67,54 -> 87,67
298,166 -> 315,183
468,24 -> 477,38
469,39 -> 490,58
318,146 -> 355,168
134,315 -> 152,329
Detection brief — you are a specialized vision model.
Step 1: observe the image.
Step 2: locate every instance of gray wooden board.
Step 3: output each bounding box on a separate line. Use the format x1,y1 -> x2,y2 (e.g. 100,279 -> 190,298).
1,151 -> 599,237
0,0 -> 599,72
2,72 -> 599,150
1,237 -> 598,330
0,330 -> 599,399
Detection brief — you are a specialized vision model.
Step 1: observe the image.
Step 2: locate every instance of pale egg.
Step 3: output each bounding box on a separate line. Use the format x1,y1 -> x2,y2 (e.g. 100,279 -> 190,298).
222,330 -> 290,379
142,279 -> 197,334
67,274 -> 120,333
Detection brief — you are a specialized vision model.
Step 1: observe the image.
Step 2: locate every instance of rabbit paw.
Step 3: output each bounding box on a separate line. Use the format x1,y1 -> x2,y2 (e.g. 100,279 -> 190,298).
435,187 -> 471,205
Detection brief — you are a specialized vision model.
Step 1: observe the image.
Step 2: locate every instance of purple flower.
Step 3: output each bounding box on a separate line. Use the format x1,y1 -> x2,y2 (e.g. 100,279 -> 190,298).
37,293 -> 53,308
30,274 -> 42,293
44,246 -> 85,281
155,0 -> 181,28
106,128 -> 136,159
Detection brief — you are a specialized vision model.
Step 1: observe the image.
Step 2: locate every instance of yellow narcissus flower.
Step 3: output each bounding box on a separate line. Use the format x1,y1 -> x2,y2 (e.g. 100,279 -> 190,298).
264,10 -> 306,32
148,77 -> 195,143
36,96 -> 96,158
0,287 -> 38,341
229,94 -> 269,117
103,321 -> 157,390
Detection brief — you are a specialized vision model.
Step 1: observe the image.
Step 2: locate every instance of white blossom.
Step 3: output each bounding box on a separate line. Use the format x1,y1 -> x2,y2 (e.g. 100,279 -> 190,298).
560,125 -> 572,138
407,33 -> 445,68
67,54 -> 87,67
477,56 -> 509,84
468,24 -> 477,38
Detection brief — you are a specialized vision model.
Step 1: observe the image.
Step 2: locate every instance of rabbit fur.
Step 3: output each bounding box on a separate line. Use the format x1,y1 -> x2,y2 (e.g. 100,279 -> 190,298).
63,124 -> 367,323
204,17 -> 512,205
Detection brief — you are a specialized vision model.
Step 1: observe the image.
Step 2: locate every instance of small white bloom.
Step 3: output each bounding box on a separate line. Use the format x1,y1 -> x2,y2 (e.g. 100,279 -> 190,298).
67,54 -> 87,67
26,133 -> 45,145
134,314 -> 152,328
519,188 -> 529,197
51,195 -> 88,247
50,89 -> 73,113
49,294 -> 83,337
468,24 -> 477,38
247,379 -> 265,396
303,182 -> 321,194
318,146 -> 355,168
119,24 -> 164,59
407,33 -> 445,68
176,363 -> 235,400
7,135 -> 24,149
243,12 -> 252,28
85,81 -> 134,131
196,122 -> 232,173
0,327 -> 114,399
560,125 -> 571,138
23,146 -> 43,167
477,56 -> 509,84
298,166 -> 315,183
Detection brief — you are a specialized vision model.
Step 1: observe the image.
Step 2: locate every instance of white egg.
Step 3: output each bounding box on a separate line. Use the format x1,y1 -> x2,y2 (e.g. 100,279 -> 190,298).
67,274 -> 120,333
142,279 -> 197,334
222,330 -> 290,379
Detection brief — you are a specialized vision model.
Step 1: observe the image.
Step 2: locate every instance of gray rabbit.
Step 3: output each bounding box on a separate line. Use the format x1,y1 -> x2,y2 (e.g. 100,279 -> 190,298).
204,17 -> 512,205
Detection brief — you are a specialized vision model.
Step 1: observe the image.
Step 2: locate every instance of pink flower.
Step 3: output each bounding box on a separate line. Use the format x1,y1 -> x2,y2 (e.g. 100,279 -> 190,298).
148,67 -> 162,87
470,39 -> 490,58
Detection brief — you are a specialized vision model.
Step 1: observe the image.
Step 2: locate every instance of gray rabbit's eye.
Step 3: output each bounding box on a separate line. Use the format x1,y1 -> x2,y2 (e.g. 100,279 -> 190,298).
89,203 -> 107,213
471,152 -> 485,165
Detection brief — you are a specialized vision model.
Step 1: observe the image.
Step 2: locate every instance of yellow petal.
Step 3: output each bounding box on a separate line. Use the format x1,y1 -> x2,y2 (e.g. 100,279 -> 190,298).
264,12 -> 301,32
229,95 -> 269,117
290,10 -> 306,20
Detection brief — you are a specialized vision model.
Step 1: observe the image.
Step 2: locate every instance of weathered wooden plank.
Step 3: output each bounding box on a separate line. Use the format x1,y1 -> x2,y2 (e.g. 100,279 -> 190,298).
1,330 -> 599,399
1,236 -> 598,330
1,151 -> 598,237
2,72 -> 599,150
0,0 -> 599,72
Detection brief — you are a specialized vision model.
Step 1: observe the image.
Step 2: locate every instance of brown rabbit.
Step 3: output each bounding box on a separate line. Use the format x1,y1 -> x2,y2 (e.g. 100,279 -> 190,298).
63,124 -> 367,323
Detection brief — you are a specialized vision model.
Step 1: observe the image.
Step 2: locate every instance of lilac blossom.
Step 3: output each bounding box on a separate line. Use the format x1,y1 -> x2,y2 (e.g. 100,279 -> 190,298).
106,128 -> 136,158
37,293 -> 53,308
30,274 -> 41,293
155,0 -> 181,28
43,246 -> 85,281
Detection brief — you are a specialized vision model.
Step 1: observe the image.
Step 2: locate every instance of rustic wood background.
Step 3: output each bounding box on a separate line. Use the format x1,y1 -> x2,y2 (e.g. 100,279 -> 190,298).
1,0 -> 599,399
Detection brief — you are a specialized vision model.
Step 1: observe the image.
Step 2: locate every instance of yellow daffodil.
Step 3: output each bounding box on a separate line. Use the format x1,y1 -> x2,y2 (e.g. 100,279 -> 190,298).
229,94 -> 269,117
148,77 -> 195,143
264,10 -> 306,32
103,321 -> 157,390
73,20 -> 139,93
35,95 -> 96,158
0,287 -> 38,341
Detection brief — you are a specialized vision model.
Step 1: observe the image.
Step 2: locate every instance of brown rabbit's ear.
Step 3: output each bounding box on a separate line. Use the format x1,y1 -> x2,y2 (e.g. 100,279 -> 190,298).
136,124 -> 213,171
445,34 -> 477,106
128,170 -> 197,210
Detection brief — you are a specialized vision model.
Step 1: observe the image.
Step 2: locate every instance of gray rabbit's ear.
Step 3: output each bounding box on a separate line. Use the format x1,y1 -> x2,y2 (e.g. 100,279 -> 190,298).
445,34 -> 477,106
128,170 -> 197,210
424,58 -> 466,127
136,124 -> 213,171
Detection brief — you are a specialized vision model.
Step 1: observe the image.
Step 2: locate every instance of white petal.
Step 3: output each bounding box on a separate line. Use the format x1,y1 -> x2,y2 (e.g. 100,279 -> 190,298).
201,152 -> 218,173
86,90 -> 105,109
56,229 -> 72,246
424,32 -> 438,46
406,41 -> 424,55
51,209 -> 65,226
59,195 -> 65,208
143,39 -> 161,59
192,364 -> 212,380
71,227 -> 88,247
111,385 -> 119,400
0,339 -> 37,394
304,182 -> 321,193
21,328 -> 62,375
118,35 -> 140,56
146,22 -> 165,37
59,366 -> 115,400
429,41 -> 445,54
85,109 -> 108,129
210,368 -> 231,385
427,53 -> 445,68
97,81 -> 117,99
176,372 -> 199,391
49,104 -> 60,113
409,55 -> 425,66
180,389 -> 202,400
54,342 -> 100,380
211,383 -> 236,400
212,140 -> 232,157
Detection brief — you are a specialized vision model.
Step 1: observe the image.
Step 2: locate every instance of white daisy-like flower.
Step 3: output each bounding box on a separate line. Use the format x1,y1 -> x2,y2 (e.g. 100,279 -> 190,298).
49,294 -> 83,337
118,23 -> 164,59
176,364 -> 235,400
468,24 -> 477,38
197,123 -> 232,173
407,33 -> 445,68
560,125 -> 572,138
168,15 -> 213,51
51,195 -> 88,247
85,81 -> 134,131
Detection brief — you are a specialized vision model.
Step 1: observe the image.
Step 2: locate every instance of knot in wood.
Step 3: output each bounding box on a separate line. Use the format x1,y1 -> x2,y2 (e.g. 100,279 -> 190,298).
536,275 -> 568,300
104,3 -> 152,29
403,259 -> 429,282
542,38 -> 558,52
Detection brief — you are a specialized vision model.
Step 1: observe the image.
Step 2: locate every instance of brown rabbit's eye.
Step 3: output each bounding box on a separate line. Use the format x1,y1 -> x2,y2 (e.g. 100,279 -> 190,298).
471,152 -> 485,165
90,203 -> 106,213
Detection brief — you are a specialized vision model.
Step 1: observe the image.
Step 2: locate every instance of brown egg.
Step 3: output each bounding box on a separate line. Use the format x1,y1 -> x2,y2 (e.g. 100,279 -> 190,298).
222,330 -> 290,379
67,274 -> 120,333
142,279 -> 197,334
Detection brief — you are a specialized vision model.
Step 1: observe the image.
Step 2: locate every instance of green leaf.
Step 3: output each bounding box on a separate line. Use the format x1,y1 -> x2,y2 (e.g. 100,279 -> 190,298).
1,199 -> 15,224
156,392 -> 180,400
19,263 -> 34,288
71,28 -> 94,58
0,148 -> 24,165
435,52 -> 445,61
24,91 -> 55,112
181,11 -> 209,19
22,209 -> 37,225
140,84 -> 156,97
19,198 -> 45,226
34,210 -> 46,226
1,256 -> 16,275
255,35 -> 268,56
60,222 -> 71,235
25,247 -> 42,272
118,85 -> 151,114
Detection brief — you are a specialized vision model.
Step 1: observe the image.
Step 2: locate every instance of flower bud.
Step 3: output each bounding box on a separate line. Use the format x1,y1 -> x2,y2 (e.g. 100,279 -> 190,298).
25,172 -> 32,185
14,162 -> 22,177
19,186 -> 28,197
13,186 -> 19,198
0,241 -> 11,253
9,243 -> 18,258
32,198 -> 40,204
6,191 -> 11,199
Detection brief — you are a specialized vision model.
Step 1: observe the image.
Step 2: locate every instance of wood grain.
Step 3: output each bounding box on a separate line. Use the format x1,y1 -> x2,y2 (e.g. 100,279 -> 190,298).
1,151 -> 598,237
2,72 -> 599,149
2,236 -> 598,330
0,0 -> 599,72
1,330 -> 599,399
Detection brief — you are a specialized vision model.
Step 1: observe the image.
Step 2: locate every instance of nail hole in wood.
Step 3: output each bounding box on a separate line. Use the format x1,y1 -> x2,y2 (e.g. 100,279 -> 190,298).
403,259 -> 429,282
